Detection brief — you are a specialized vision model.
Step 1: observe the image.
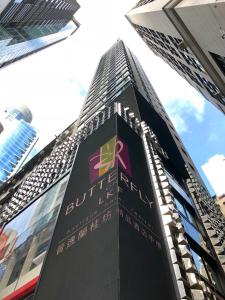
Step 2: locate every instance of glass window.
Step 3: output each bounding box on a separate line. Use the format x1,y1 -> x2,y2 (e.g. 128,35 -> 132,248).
210,52 -> 225,76
205,260 -> 223,293
180,215 -> 203,245
191,248 -> 208,278
175,198 -> 197,227
175,198 -> 211,254
190,248 -> 223,294
165,170 -> 193,206
0,175 -> 69,299
175,198 -> 186,216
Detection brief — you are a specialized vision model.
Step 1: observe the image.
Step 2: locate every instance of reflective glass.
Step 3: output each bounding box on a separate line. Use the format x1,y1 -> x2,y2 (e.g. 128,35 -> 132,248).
205,261 -> 223,293
165,170 -> 193,206
0,119 -> 37,182
0,175 -> 68,299
175,198 -> 198,228
180,215 -> 199,241
190,249 -> 223,294
175,198 -> 186,216
191,249 -> 208,278
0,21 -> 78,68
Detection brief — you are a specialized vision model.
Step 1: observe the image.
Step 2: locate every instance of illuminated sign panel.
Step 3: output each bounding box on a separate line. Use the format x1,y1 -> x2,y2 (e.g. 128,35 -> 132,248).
89,135 -> 131,183
34,115 -> 177,300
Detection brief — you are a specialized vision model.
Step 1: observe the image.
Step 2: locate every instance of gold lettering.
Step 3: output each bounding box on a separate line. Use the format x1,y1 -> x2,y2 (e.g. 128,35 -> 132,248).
65,202 -> 74,215
139,190 -> 147,204
120,172 -> 129,187
76,193 -> 86,207
148,201 -> 154,208
108,169 -> 117,183
88,185 -> 96,197
145,194 -> 154,208
106,192 -> 114,199
98,197 -> 104,205
130,182 -> 138,192
98,178 -> 106,189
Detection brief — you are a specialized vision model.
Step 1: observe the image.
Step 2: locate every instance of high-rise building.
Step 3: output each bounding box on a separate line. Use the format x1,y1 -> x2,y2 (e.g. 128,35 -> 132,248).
0,105 -> 38,185
214,194 -> 225,218
0,120 -> 77,299
126,0 -> 225,114
0,41 -> 225,300
0,0 -> 80,68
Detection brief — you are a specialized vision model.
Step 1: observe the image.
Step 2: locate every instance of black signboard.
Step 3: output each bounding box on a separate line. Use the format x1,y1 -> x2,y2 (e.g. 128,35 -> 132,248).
34,115 -> 178,300
117,117 -> 177,299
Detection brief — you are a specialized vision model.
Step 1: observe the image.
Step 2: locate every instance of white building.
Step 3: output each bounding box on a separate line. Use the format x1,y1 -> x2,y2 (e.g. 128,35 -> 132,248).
126,0 -> 225,114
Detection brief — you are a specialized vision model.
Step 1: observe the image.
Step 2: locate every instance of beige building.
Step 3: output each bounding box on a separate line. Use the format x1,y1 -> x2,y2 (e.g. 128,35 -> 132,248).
126,0 -> 225,114
216,194 -> 225,217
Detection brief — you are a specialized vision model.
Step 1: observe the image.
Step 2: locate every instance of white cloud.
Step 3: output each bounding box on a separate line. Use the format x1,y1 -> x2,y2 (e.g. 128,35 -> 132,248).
170,114 -> 188,134
0,72 -> 86,149
202,154 -> 225,196
162,94 -> 204,134
116,27 -> 206,132
166,95 -> 204,121
0,0 -> 223,201
0,0 -> 206,143
0,0 -> 138,149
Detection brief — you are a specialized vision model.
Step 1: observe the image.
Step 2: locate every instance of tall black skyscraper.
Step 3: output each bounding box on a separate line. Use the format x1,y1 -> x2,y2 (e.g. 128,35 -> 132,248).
0,0 -> 80,68
0,41 -> 225,300
78,39 -> 213,189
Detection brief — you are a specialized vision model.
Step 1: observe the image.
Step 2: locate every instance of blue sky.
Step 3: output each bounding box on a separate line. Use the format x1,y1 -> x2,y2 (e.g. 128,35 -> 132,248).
165,97 -> 225,195
69,80 -> 225,196
0,0 -> 224,195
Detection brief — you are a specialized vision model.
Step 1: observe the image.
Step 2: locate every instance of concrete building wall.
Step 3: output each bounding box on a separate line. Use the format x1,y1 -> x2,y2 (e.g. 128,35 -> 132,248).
175,1 -> 225,85
217,194 -> 225,217
127,0 -> 225,114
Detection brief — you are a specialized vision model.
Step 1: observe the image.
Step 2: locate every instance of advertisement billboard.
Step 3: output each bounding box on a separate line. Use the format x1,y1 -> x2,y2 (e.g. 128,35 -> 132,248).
34,115 -> 177,300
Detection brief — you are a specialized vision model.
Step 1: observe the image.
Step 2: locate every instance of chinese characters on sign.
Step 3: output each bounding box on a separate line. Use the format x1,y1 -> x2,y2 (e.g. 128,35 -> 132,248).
57,209 -> 113,255
57,206 -> 161,256
34,117 -> 177,300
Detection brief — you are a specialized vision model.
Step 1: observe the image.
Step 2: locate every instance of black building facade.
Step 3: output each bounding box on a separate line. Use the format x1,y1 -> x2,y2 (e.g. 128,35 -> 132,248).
0,40 -> 225,299
0,0 -> 80,68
